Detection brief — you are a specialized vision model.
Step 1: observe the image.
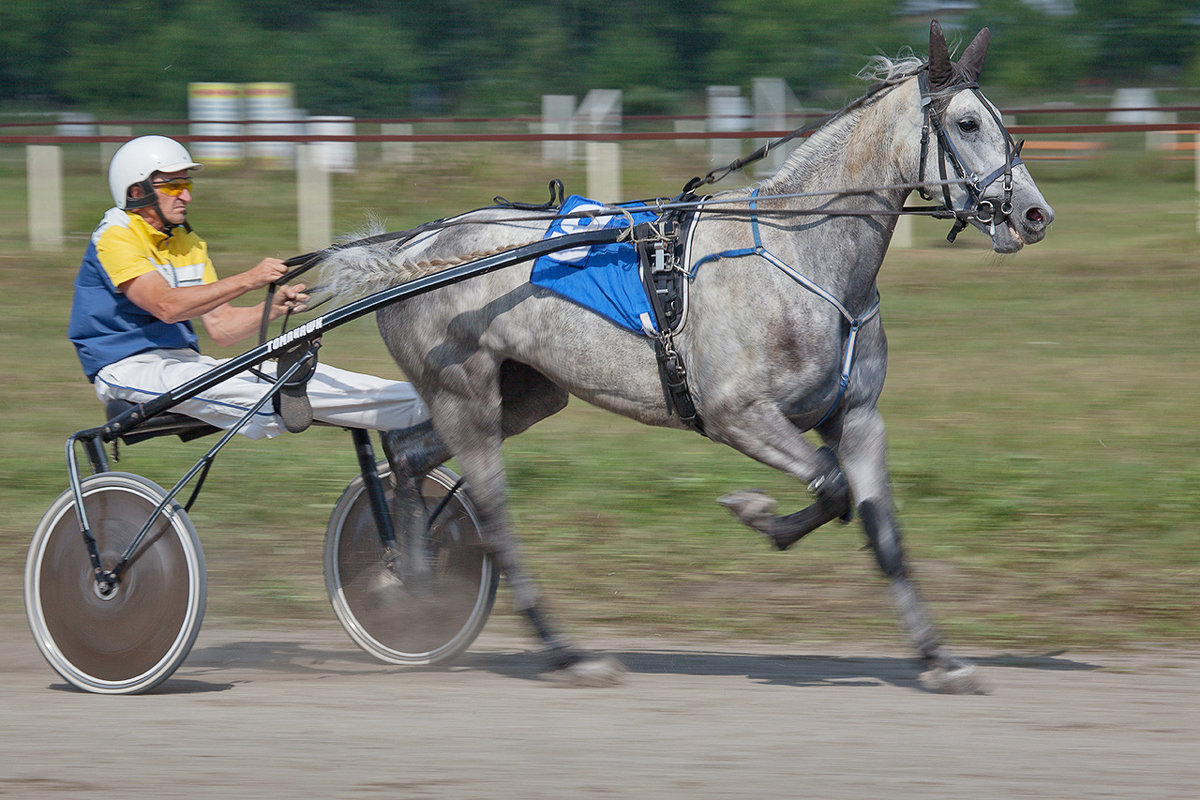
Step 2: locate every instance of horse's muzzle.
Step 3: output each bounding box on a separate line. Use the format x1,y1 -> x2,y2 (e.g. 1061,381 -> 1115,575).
982,195 -> 1053,253
1020,203 -> 1053,242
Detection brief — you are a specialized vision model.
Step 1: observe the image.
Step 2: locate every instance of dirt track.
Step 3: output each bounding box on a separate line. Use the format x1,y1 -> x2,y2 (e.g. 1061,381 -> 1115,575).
2,614 -> 1197,799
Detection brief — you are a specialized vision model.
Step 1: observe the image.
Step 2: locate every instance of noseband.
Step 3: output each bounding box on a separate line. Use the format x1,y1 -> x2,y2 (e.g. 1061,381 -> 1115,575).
916,69 -> 1025,242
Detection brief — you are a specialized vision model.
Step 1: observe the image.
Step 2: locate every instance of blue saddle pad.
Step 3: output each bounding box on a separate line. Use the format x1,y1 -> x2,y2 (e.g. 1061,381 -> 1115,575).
531,195 -> 659,334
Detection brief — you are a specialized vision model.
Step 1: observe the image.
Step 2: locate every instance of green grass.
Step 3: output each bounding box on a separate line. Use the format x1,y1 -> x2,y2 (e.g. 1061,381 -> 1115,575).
1,137 -> 1198,651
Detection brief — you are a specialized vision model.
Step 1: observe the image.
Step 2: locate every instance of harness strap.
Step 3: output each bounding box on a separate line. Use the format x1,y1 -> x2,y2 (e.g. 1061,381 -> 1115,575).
916,70 -> 1024,242
688,189 -> 768,272
687,190 -> 882,430
637,217 -> 705,435
814,298 -> 881,429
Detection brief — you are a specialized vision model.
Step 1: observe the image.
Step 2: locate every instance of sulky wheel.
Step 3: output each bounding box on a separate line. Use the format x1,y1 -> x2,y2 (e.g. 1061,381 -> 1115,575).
324,464 -> 497,665
24,472 -> 206,694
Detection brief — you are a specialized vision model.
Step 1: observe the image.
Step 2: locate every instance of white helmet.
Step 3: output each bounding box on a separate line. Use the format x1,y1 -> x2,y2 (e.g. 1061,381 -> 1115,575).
108,135 -> 203,209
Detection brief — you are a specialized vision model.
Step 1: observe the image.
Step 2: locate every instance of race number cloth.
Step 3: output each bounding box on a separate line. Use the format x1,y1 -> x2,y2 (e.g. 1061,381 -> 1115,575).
531,195 -> 659,334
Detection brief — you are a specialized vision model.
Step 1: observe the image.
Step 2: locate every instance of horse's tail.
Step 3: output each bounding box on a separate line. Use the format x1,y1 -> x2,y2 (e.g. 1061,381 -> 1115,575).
317,208 -> 552,301
317,240 -> 405,301
295,217 -> 403,301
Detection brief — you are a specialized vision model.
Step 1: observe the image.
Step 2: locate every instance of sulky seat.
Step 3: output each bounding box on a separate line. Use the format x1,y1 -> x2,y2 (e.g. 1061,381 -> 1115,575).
104,399 -> 222,445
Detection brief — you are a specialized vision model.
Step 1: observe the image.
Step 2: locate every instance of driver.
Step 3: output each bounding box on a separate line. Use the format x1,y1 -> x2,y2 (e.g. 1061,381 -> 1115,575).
68,135 -> 428,440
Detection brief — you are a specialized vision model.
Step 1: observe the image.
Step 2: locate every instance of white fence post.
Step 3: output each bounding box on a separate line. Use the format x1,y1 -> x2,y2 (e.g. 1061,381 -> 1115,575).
892,214 -> 914,249
308,116 -> 356,173
1108,88 -> 1164,152
297,144 -> 331,252
577,90 -> 622,202
707,86 -> 749,168
586,142 -> 621,203
27,145 -> 63,252
542,95 -> 576,164
1195,132 -> 1200,235
752,77 -> 792,177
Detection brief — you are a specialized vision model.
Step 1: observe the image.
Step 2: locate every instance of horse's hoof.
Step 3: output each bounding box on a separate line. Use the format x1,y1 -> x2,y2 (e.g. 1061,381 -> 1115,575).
718,490 -> 778,532
920,662 -> 991,695
544,655 -> 627,688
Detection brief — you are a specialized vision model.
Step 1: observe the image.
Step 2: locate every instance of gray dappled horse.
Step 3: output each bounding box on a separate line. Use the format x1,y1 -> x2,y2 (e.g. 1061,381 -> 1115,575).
321,22 -> 1053,692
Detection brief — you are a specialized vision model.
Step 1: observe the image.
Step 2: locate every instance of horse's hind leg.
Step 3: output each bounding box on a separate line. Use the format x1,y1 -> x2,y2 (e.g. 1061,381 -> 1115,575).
839,406 -> 989,694
381,421 -> 452,590
378,363 -> 565,594
426,372 -> 624,685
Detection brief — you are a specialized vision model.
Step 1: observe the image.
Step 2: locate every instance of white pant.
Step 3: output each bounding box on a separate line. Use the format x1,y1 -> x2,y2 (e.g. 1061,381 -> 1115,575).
95,349 -> 428,440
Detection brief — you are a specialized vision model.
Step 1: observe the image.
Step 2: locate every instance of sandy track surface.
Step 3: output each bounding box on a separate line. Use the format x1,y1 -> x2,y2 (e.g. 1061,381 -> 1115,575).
2,615 -> 1197,799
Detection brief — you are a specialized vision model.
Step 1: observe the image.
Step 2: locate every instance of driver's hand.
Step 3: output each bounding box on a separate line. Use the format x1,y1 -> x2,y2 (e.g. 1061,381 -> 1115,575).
271,283 -> 310,317
248,257 -> 290,288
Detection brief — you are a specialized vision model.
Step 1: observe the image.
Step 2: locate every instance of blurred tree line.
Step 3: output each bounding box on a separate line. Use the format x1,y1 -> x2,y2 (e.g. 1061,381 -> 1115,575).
1,0 -> 1197,117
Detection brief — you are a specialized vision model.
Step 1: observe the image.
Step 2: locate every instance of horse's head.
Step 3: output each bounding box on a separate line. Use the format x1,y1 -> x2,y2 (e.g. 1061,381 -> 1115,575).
919,20 -> 1053,253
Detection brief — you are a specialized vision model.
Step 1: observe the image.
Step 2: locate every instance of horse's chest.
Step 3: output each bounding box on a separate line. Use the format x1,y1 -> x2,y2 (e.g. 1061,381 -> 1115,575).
766,316 -> 886,425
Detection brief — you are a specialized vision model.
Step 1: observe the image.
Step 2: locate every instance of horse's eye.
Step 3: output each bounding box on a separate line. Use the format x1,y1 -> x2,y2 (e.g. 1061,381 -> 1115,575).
958,118 -> 979,133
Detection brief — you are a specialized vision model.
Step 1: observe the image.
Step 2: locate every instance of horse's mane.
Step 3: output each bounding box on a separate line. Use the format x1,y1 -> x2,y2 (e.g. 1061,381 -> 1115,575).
756,54 -> 925,195
857,52 -> 924,84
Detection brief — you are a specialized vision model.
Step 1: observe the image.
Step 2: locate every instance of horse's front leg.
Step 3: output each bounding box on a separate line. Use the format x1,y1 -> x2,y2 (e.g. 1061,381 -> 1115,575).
839,405 -> 989,694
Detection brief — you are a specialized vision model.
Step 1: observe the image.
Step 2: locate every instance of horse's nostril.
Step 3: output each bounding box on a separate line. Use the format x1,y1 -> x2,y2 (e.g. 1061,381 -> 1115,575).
1026,207 -> 1045,225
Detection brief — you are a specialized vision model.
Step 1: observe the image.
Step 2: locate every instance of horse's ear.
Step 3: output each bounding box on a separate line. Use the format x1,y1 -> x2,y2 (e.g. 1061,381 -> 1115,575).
928,19 -> 954,90
958,27 -> 991,82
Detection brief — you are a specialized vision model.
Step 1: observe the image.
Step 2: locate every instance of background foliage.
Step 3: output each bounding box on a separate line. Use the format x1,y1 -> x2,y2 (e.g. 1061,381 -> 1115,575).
2,0 -> 1198,117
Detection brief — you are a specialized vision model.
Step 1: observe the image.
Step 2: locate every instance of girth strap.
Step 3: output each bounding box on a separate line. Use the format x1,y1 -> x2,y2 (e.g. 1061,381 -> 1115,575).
637,212 -> 705,435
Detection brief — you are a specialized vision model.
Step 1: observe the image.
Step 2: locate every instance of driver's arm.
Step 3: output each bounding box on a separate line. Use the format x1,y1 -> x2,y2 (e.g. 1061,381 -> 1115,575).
120,258 -> 308,347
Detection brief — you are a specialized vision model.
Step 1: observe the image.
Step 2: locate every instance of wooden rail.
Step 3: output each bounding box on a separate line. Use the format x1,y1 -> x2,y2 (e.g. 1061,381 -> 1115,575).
1020,140 -> 1107,160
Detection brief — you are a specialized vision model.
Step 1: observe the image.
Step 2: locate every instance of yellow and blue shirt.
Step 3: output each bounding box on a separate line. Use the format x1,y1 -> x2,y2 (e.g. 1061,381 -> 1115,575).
69,208 -> 218,381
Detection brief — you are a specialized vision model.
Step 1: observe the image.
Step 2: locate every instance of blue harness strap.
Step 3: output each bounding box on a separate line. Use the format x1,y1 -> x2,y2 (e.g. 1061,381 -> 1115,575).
688,189 -> 882,429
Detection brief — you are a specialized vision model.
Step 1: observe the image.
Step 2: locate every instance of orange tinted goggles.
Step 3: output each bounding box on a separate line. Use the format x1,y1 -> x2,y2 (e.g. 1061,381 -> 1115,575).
153,177 -> 193,196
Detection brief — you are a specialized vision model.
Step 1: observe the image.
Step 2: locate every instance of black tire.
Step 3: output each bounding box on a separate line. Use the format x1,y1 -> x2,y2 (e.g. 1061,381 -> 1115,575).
24,472 -> 206,694
324,464 -> 498,665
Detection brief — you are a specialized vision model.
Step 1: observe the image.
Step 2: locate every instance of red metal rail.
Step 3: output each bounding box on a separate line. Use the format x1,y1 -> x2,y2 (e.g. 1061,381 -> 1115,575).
2,123 -> 1198,146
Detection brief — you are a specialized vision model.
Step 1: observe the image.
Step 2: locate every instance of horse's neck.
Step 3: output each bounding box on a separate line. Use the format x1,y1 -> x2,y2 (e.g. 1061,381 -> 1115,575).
757,78 -> 919,305
768,78 -> 917,206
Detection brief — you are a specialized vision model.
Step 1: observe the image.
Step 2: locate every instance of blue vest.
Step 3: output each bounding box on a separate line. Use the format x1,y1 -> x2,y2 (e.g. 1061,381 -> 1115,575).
68,239 -> 199,382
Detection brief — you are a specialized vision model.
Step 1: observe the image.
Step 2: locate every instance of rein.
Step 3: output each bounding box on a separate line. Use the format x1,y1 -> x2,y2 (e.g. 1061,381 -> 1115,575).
276,66 -> 1020,282
274,65 -> 1010,287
